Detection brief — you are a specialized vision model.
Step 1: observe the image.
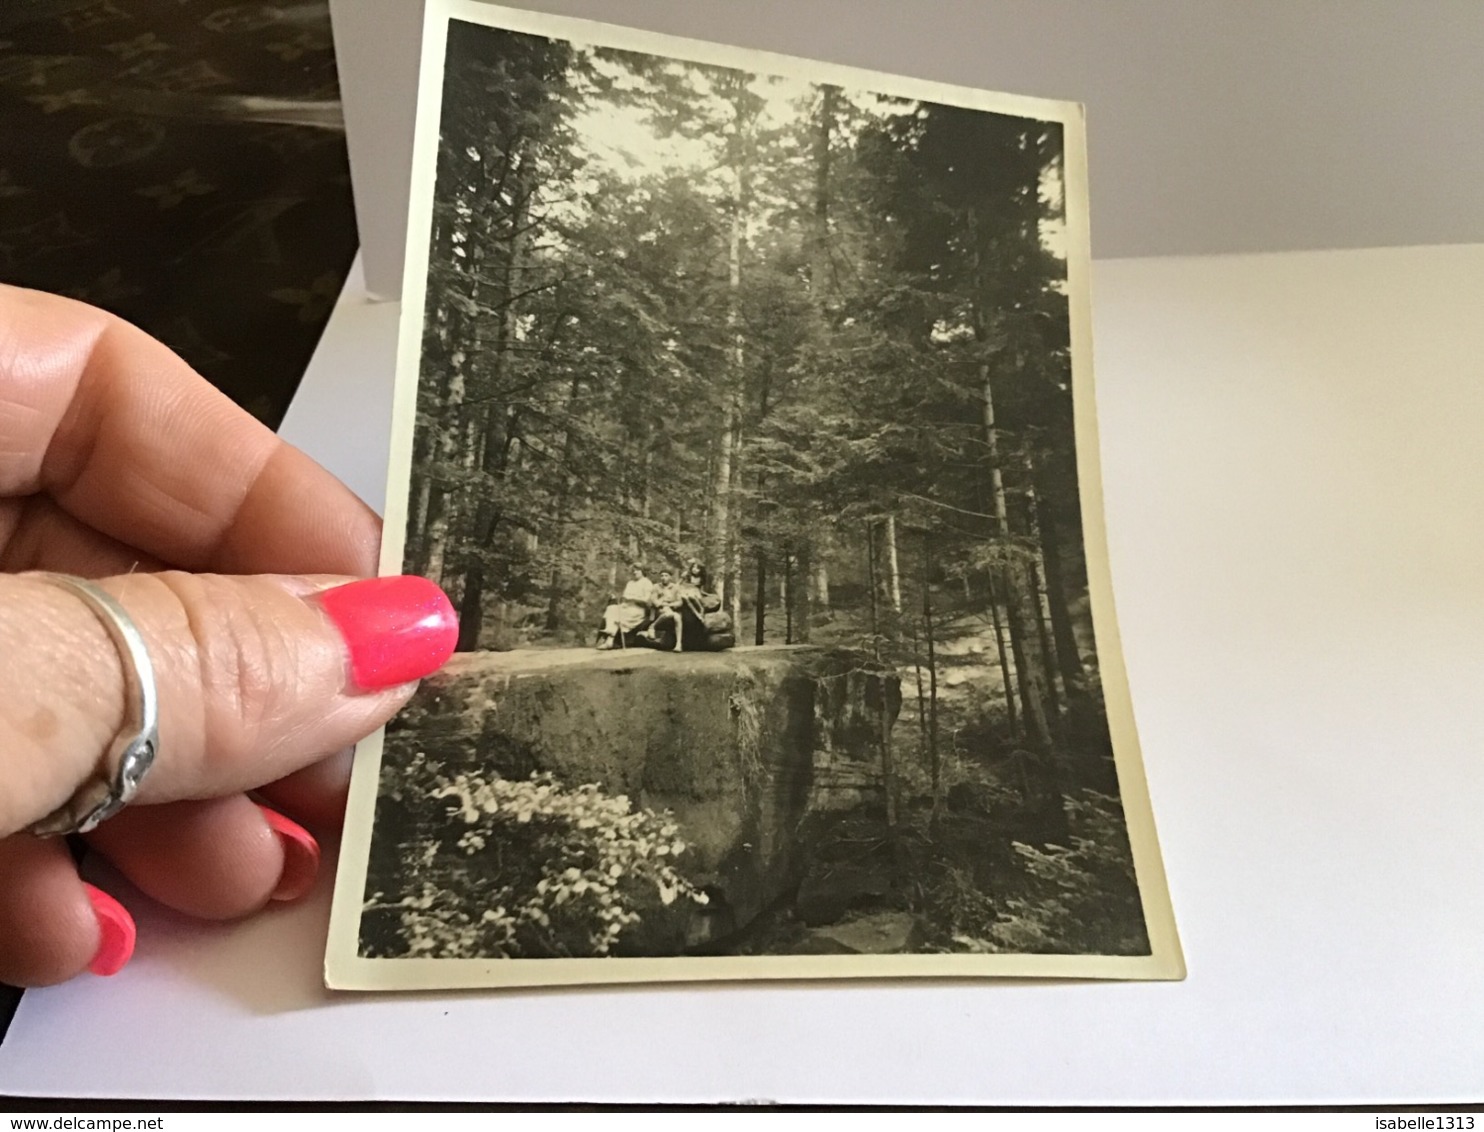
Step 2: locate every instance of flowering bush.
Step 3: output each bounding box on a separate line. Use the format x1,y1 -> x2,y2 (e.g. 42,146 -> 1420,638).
372,771 -> 708,959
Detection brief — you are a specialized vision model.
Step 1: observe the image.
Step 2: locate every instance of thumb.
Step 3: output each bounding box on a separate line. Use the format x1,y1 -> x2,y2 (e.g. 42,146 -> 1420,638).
0,572 -> 457,837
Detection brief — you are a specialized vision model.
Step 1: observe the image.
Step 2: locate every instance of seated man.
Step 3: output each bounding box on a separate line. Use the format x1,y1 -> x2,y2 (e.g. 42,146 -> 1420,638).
644,569 -> 683,651
597,563 -> 655,648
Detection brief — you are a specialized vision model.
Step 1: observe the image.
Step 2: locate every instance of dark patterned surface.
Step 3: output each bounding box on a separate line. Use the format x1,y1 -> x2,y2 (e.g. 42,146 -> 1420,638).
0,0 -> 358,425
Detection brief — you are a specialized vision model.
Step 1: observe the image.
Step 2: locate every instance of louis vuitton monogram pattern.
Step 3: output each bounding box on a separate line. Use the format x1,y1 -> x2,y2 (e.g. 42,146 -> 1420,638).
0,0 -> 357,425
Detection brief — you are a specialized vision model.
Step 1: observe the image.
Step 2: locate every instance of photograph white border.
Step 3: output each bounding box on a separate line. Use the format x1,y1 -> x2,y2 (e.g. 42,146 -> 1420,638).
325,0 -> 1184,990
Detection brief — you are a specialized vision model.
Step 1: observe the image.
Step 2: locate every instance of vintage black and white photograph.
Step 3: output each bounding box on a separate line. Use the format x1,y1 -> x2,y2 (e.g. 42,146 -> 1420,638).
327,0 -> 1181,988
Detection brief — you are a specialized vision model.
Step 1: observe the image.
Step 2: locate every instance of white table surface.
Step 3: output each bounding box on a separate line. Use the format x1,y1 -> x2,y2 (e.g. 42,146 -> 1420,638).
2,242 -> 1481,1105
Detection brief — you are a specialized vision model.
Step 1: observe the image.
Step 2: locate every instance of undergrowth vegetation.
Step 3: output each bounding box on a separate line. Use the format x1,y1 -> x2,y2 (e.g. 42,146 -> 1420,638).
932,790 -> 1148,956
362,769 -> 707,959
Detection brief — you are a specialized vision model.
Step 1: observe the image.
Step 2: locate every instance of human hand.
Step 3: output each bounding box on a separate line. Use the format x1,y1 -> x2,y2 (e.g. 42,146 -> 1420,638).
0,285 -> 457,986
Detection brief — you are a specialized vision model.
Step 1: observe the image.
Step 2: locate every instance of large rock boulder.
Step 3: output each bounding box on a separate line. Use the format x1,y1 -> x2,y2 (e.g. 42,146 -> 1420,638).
377,645 -> 900,947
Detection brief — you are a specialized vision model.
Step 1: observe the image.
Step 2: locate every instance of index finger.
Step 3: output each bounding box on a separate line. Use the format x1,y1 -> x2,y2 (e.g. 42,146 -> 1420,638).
0,284 -> 381,576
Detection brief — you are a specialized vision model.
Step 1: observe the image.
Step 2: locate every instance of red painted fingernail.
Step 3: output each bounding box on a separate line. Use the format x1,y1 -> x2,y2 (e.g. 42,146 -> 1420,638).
83,884 -> 135,977
316,575 -> 458,691
259,806 -> 321,903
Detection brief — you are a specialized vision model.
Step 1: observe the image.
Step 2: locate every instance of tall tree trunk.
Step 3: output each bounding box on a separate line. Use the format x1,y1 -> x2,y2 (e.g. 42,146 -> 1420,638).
1031,458 -> 1091,702
782,553 -> 793,644
726,411 -> 743,635
410,471 -> 432,570
782,87 -> 836,649
638,444 -> 653,566
456,172 -> 530,651
456,561 -> 486,653
1030,557 -> 1062,718
753,552 -> 766,645
909,610 -> 928,750
750,373 -> 775,647
544,373 -> 583,632
700,448 -> 715,557
865,521 -> 896,829
709,401 -> 734,599
810,84 -> 836,298
979,355 -> 1011,541
884,512 -> 902,613
717,290 -> 741,622
989,577 -> 1019,737
880,687 -> 898,832
424,417 -> 476,599
423,487 -> 452,590
716,78 -> 755,632
1022,466 -> 1066,715
1005,573 -> 1053,753
407,360 -> 446,569
795,544 -> 813,642
973,283 -> 1052,753
409,470 -> 432,564
922,529 -> 942,814
419,344 -> 471,589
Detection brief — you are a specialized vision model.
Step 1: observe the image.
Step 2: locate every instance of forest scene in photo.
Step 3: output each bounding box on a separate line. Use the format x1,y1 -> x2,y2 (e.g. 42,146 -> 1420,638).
357,17 -> 1151,964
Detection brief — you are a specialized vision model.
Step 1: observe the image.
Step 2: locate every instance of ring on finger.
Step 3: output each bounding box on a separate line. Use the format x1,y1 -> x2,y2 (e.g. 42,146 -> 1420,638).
27,574 -> 159,838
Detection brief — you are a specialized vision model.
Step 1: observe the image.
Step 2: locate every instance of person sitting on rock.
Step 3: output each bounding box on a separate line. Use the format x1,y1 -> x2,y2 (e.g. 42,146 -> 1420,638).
597,562 -> 654,649
644,568 -> 683,651
671,560 -> 734,651
678,560 -> 712,606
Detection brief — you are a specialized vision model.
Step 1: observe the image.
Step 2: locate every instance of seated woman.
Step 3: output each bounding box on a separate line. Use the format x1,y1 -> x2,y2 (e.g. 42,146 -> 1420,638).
673,561 -> 734,652
596,563 -> 655,649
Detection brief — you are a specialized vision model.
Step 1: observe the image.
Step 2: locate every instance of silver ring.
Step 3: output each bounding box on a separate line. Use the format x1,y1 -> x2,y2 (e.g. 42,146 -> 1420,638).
28,574 -> 159,837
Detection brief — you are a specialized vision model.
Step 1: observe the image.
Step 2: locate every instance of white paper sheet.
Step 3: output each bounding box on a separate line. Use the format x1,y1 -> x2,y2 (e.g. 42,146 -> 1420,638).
3,244 -> 1482,1103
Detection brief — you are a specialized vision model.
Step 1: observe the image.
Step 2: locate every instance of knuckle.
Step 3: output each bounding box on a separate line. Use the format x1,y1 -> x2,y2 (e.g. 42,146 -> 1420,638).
154,572 -> 300,758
